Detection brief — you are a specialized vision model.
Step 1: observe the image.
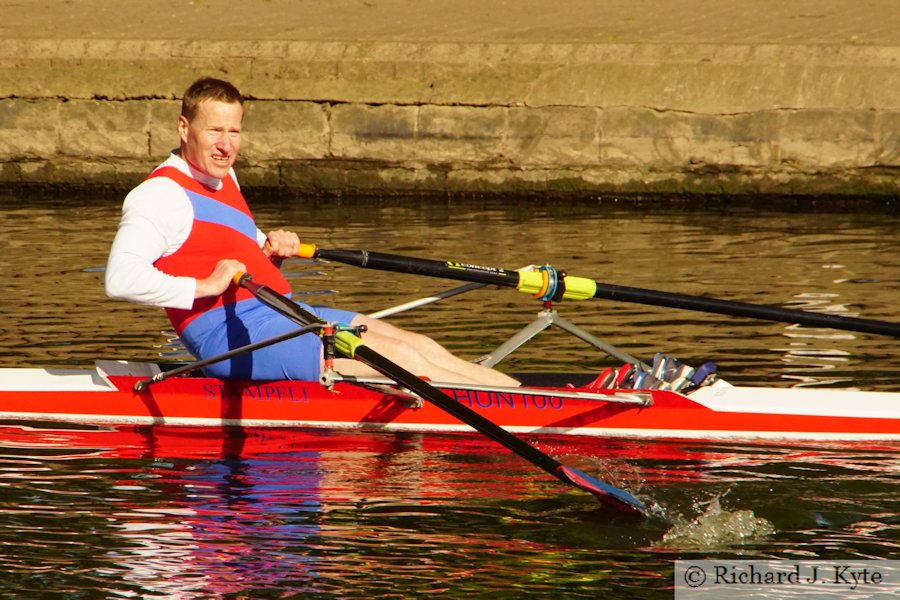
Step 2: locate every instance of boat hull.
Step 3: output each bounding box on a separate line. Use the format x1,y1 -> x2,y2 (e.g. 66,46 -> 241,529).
1,364 -> 898,442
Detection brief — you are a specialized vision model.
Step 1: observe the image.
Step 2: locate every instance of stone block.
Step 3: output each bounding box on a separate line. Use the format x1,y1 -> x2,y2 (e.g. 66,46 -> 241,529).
232,161 -> 283,188
414,105 -> 506,162
874,110 -> 900,166
778,109 -> 877,167
599,107 -> 780,168
242,101 -> 329,161
506,106 -> 599,166
59,100 -> 150,158
0,99 -> 60,158
330,104 -> 417,160
149,100 -> 181,158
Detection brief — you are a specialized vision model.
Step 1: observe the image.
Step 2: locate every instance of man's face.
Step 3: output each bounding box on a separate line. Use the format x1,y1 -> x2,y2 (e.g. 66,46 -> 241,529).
178,99 -> 243,180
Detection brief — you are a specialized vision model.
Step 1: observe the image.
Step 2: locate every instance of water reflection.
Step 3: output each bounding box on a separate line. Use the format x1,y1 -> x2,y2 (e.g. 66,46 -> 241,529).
774,293 -> 858,387
0,423 -> 896,597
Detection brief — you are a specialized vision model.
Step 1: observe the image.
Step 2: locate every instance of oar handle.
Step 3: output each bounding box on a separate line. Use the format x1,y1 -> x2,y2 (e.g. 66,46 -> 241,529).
298,243 -> 318,259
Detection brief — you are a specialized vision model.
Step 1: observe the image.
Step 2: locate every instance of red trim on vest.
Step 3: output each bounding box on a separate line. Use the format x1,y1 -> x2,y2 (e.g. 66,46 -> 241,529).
150,166 -> 291,334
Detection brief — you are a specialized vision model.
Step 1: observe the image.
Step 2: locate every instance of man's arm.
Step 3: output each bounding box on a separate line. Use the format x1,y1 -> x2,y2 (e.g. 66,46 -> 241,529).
105,178 -> 197,309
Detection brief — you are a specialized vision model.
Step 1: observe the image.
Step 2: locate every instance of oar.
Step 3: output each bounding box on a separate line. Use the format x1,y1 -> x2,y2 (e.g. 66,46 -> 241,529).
234,272 -> 648,515
297,244 -> 900,338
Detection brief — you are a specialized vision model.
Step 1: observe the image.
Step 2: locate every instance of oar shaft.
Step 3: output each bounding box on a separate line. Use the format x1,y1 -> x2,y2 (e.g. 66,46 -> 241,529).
591,282 -> 900,337
304,247 -> 522,288
351,344 -> 562,475
239,274 -> 546,463
301,244 -> 900,338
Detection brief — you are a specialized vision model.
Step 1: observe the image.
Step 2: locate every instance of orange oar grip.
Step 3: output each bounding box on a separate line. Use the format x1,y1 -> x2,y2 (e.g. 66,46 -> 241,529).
233,271 -> 249,286
297,243 -> 318,259
264,240 -> 318,259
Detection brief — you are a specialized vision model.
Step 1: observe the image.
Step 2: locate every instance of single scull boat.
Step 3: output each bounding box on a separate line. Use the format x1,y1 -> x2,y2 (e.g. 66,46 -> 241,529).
1,358 -> 897,441
3,245 -> 899,443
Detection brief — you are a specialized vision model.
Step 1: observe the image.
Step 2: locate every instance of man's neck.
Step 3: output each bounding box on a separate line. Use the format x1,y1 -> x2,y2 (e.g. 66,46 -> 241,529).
173,150 -> 223,190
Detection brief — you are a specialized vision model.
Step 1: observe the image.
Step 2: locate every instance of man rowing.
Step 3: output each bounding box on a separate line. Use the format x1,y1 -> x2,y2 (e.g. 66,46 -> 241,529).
106,76 -> 519,387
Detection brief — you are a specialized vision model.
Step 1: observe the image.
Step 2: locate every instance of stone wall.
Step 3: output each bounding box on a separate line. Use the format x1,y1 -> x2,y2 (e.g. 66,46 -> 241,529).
1,39 -> 898,196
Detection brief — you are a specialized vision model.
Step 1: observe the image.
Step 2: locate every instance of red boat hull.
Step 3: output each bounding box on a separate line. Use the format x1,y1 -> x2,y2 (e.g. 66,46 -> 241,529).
1,366 -> 898,442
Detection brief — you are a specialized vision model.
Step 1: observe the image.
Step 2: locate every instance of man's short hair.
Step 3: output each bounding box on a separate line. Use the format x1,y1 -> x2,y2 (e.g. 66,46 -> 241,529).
181,77 -> 244,121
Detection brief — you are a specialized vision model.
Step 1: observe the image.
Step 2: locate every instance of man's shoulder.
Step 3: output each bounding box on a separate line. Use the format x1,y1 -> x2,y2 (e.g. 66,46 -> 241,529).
125,174 -> 184,202
122,174 -> 191,221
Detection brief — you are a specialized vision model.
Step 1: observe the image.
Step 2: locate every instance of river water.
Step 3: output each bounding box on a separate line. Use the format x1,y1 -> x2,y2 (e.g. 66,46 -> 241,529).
0,192 -> 898,598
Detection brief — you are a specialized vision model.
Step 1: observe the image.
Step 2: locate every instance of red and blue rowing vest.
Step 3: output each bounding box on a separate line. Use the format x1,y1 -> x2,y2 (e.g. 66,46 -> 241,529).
150,166 -> 291,334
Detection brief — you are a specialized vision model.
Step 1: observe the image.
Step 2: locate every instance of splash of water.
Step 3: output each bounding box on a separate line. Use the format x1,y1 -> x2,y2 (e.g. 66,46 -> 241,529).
661,494 -> 775,548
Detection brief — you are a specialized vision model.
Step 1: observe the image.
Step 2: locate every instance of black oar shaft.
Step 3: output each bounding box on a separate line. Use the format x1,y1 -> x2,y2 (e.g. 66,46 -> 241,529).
341,340 -> 645,513
237,273 -> 542,460
313,248 -> 521,288
592,282 -> 900,337
352,344 -> 561,476
302,245 -> 900,338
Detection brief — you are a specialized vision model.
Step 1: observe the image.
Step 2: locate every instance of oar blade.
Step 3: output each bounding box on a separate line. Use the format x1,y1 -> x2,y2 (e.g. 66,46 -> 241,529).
556,465 -> 647,515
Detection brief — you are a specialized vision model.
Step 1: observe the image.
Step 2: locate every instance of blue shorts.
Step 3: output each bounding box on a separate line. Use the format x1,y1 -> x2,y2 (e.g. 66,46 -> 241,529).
179,297 -> 359,381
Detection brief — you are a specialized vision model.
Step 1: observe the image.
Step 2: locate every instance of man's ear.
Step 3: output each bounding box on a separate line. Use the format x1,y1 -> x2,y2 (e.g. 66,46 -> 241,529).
177,115 -> 189,143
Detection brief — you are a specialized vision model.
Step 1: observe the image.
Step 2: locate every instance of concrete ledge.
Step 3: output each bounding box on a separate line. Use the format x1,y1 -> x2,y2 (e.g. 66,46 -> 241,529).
1,33 -> 898,196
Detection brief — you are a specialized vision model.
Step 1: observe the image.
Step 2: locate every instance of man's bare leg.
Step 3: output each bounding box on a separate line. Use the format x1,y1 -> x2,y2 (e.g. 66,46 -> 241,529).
328,315 -> 520,387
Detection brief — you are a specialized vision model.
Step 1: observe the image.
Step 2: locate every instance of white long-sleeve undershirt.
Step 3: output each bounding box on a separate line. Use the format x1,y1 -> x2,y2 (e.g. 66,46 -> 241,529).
105,153 -> 266,309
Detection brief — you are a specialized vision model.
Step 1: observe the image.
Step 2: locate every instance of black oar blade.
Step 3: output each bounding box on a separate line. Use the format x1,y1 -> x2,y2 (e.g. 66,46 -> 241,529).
556,465 -> 646,514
